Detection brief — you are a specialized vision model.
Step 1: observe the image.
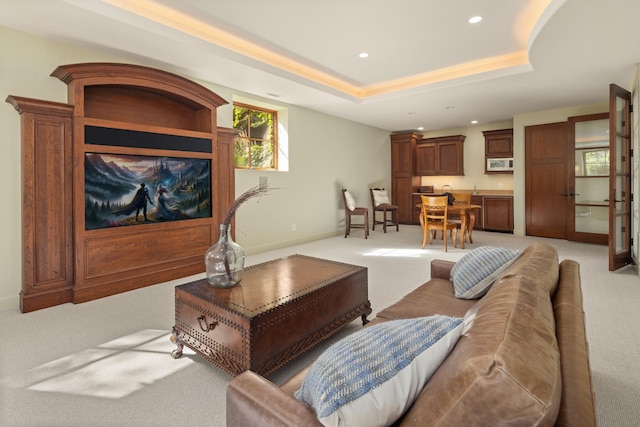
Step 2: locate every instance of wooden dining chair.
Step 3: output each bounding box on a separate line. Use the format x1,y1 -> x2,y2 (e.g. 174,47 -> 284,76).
450,192 -> 472,242
369,188 -> 399,233
420,195 -> 457,252
342,189 -> 369,239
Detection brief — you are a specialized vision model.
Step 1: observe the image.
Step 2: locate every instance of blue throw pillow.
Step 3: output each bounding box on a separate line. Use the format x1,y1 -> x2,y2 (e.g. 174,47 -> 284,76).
450,246 -> 521,299
294,315 -> 464,427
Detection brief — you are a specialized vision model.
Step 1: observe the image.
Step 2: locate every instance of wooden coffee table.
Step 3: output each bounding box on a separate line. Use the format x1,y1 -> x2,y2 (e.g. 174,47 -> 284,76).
171,254 -> 370,376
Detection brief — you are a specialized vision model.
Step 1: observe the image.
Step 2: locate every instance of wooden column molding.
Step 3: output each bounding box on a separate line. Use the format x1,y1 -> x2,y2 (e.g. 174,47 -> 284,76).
6,96 -> 75,312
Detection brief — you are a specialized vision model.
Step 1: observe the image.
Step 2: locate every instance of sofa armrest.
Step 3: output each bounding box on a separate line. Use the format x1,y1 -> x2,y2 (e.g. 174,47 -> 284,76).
553,260 -> 597,427
431,259 -> 455,280
227,370 -> 321,427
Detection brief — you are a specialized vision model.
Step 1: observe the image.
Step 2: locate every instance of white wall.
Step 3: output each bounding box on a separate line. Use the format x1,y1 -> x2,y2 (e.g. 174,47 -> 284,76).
0,27 -> 390,311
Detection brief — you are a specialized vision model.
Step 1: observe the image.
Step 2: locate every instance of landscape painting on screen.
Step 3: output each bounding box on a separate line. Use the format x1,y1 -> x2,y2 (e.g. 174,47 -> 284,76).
84,153 -> 211,230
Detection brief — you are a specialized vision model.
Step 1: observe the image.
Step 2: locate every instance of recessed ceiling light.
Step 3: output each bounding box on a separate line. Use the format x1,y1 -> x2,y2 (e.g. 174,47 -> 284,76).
266,92 -> 280,98
408,112 -> 416,115
471,120 -> 478,124
469,16 -> 482,24
445,106 -> 455,110
418,126 -> 424,131
358,52 -> 369,58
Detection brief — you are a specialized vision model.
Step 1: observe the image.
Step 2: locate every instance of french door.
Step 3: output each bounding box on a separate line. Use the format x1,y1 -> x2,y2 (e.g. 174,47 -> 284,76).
609,83 -> 633,271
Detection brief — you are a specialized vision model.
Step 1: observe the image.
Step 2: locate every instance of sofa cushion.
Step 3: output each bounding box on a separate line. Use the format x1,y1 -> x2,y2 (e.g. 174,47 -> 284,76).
398,242 -> 562,427
294,315 -> 464,427
376,278 -> 477,321
450,246 -> 521,299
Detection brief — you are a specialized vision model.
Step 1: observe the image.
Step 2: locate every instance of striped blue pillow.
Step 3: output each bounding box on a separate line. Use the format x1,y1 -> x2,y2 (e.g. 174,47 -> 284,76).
451,246 -> 521,299
295,315 -> 463,427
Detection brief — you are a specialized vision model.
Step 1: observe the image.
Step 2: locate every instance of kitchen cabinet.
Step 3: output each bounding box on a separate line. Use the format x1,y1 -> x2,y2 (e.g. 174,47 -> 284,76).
483,196 -> 514,232
483,128 -> 513,157
483,129 -> 513,175
416,135 -> 465,176
391,132 -> 422,224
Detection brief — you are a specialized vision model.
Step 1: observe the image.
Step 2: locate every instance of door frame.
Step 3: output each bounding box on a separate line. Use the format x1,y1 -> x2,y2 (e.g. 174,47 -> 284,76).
609,83 -> 633,271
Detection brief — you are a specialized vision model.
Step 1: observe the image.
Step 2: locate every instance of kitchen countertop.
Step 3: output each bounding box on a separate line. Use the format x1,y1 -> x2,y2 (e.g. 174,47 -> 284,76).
413,190 -> 513,197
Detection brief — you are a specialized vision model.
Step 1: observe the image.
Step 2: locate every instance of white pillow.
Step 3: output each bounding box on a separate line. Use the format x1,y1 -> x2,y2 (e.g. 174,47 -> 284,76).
450,246 -> 521,299
294,315 -> 464,427
372,189 -> 390,206
344,191 -> 356,211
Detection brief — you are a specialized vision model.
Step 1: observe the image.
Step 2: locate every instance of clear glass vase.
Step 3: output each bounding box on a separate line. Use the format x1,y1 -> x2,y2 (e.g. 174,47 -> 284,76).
205,224 -> 245,288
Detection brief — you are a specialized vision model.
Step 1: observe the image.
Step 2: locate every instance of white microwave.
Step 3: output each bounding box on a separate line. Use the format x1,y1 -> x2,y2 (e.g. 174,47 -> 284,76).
486,157 -> 513,172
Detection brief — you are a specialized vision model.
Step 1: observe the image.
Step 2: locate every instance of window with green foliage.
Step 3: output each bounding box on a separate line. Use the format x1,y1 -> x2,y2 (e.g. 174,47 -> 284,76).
233,103 -> 277,169
581,148 -> 610,176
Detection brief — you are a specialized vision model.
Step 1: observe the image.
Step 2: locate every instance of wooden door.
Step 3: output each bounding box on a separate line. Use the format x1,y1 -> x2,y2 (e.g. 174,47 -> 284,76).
525,122 -> 568,238
609,83 -> 633,271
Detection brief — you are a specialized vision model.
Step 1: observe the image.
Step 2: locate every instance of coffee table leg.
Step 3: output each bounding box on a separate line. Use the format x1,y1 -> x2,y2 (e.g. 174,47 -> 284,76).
170,327 -> 184,359
361,302 -> 372,325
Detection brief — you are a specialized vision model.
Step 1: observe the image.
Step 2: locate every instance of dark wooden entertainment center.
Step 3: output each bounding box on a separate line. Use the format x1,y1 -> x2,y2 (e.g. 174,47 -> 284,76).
7,63 -> 235,313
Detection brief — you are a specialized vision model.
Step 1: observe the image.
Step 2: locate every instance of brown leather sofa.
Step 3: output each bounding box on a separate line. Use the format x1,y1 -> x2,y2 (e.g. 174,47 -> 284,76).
226,242 -> 597,426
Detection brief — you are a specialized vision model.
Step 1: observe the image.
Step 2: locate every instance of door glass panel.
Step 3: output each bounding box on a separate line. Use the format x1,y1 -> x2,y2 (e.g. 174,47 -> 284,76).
615,209 -> 629,253
615,175 -> 626,214
575,205 -> 608,234
616,97 -> 626,134
615,135 -> 626,173
575,178 -> 608,205
573,118 -> 609,238
614,174 -> 629,252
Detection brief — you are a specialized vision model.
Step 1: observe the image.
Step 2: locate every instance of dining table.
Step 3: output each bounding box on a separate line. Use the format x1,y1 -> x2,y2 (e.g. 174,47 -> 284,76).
416,202 -> 482,249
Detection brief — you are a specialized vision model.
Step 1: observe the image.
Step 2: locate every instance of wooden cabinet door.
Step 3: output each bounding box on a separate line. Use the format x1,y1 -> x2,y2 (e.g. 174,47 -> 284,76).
391,133 -> 421,224
438,140 -> 462,175
393,176 -> 418,224
483,129 -> 513,157
391,135 -> 415,175
416,142 -> 436,175
416,135 -> 464,176
483,197 -> 513,231
471,195 -> 484,230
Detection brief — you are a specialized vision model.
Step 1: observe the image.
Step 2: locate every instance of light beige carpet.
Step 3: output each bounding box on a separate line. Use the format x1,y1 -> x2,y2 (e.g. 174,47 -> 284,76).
0,227 -> 638,426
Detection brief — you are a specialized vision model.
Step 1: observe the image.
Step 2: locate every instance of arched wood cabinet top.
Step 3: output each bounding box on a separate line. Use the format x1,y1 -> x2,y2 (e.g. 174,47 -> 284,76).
51,62 -> 227,108
51,62 -> 228,133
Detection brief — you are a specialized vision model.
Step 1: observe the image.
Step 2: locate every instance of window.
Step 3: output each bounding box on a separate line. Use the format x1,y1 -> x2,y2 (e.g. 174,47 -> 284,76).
233,103 -> 277,169
577,148 -> 610,176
